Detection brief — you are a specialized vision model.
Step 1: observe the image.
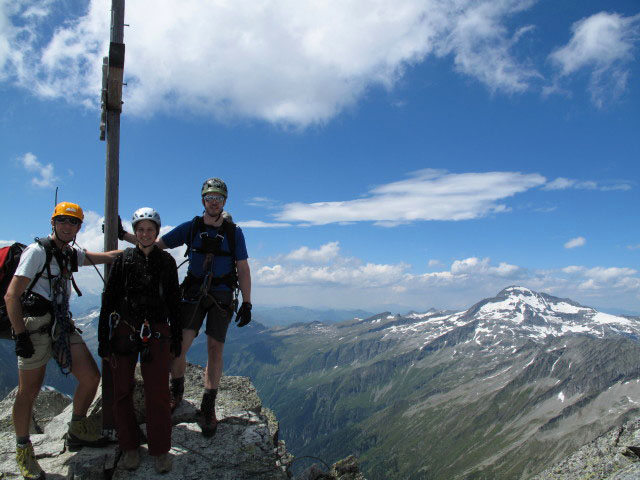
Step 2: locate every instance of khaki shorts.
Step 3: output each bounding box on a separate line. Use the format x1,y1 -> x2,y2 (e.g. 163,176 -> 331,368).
18,313 -> 84,371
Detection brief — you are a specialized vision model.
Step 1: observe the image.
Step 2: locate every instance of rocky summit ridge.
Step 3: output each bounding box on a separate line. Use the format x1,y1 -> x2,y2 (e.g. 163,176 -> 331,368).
0,363 -> 366,479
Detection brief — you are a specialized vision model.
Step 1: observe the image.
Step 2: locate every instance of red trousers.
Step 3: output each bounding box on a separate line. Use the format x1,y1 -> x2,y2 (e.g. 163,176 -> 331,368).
111,323 -> 171,456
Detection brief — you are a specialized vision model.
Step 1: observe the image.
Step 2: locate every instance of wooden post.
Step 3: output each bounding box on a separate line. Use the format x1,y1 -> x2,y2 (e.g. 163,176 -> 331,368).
100,0 -> 125,434
102,0 -> 125,279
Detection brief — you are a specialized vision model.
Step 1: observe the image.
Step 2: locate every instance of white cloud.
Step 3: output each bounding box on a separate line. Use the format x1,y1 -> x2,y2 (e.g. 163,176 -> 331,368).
238,220 -> 291,228
428,259 -> 442,268
436,0 -> 540,94
564,237 -> 586,249
549,12 -> 640,107
449,257 -> 523,277
543,178 -> 596,190
253,250 -> 640,313
254,261 -> 409,288
1,0 -> 546,126
272,169 -> 545,226
543,177 -> 632,191
247,197 -> 281,209
18,152 -> 59,188
285,242 -> 340,263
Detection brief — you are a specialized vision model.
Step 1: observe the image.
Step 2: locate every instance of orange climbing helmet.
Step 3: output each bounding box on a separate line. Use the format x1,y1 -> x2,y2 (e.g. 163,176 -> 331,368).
52,202 -> 84,222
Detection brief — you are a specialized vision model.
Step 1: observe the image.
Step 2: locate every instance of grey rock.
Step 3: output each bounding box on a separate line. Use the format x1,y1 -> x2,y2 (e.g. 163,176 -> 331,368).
533,417 -> 640,480
0,362 -> 365,480
0,363 -> 288,479
331,455 -> 365,480
0,386 -> 71,434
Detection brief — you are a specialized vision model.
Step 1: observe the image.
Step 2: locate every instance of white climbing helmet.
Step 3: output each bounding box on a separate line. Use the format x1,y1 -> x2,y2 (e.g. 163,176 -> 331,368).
132,207 -> 161,230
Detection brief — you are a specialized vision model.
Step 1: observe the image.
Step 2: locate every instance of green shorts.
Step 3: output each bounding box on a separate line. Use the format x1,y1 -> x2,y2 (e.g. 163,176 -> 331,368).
181,291 -> 234,343
17,313 -> 84,371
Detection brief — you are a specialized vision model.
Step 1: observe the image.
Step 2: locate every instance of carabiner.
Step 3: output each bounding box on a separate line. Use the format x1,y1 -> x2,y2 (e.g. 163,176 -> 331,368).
140,320 -> 151,343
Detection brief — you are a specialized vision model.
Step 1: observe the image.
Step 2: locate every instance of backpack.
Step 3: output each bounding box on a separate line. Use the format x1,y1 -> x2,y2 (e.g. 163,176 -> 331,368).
0,238 -> 81,339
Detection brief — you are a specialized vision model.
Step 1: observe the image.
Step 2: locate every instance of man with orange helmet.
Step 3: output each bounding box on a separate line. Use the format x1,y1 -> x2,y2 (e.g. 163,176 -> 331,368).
4,202 -> 121,480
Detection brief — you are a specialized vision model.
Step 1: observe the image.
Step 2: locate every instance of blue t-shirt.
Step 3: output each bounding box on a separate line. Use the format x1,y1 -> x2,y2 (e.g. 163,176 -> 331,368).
162,218 -> 248,289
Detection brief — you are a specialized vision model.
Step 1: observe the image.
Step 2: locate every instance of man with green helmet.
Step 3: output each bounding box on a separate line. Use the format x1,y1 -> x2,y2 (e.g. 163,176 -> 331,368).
120,177 -> 251,437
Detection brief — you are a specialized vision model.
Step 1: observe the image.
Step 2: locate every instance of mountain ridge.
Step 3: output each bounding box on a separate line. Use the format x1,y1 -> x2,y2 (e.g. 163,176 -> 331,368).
219,285 -> 640,479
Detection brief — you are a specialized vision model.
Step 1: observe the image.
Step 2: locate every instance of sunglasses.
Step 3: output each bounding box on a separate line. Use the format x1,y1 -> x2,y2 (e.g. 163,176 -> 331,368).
55,216 -> 82,226
203,195 -> 225,203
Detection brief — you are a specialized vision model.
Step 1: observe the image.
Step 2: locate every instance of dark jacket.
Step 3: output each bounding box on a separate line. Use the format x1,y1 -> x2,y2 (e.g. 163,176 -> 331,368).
98,246 -> 181,356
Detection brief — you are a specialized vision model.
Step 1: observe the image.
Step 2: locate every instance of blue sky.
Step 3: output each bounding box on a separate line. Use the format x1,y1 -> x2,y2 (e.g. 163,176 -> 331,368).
1,0 -> 639,313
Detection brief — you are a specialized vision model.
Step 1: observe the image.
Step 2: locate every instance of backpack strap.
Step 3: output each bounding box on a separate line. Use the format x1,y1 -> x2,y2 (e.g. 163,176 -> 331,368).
184,216 -> 203,258
221,217 -> 236,260
22,238 -> 53,300
34,237 -> 82,298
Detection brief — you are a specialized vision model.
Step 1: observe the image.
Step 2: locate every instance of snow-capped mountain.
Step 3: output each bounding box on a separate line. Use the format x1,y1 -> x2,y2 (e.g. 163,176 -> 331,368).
221,286 -> 640,480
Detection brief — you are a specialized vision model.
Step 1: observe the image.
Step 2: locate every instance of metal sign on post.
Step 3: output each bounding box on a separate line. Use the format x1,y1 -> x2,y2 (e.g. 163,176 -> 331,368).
99,0 -> 125,435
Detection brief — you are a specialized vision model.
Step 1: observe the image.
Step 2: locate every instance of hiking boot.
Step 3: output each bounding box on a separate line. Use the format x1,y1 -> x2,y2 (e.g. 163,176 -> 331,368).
16,441 -> 45,480
66,417 -> 109,451
199,392 -> 217,437
154,452 -> 173,473
121,449 -> 140,470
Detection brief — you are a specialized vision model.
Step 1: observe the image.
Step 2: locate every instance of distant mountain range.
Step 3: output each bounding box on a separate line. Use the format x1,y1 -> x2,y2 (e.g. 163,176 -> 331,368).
217,286 -> 640,479
2,286 -> 640,479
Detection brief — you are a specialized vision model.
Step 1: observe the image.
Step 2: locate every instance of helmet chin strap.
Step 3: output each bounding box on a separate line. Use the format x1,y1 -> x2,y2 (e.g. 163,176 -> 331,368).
52,225 -> 74,247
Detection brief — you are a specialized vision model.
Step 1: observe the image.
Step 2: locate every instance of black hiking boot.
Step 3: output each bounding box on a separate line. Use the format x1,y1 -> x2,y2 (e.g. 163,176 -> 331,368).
199,392 -> 217,437
169,377 -> 184,413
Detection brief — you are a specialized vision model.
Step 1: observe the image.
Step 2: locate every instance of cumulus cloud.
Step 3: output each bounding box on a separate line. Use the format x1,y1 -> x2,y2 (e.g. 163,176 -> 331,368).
285,242 -> 340,263
1,0 -> 545,126
272,169 -> 545,226
549,12 -> 640,107
564,237 -> 586,249
254,261 -> 409,288
253,249 -> 640,312
18,152 -> 59,188
559,264 -> 639,295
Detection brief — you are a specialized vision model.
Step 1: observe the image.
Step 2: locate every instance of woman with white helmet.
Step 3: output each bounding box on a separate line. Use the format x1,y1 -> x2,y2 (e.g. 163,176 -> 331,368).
98,207 -> 182,473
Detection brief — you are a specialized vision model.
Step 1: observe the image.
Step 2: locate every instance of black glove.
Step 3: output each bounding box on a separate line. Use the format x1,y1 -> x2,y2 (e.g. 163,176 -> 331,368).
14,332 -> 35,358
102,215 -> 126,240
235,302 -> 252,327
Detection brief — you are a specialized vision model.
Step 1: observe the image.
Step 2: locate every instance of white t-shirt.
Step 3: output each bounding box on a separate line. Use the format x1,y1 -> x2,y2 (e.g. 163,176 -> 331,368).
14,239 -> 86,301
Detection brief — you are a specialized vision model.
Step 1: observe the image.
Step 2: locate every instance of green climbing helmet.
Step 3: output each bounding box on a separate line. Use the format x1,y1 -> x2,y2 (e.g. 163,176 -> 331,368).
201,177 -> 228,198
